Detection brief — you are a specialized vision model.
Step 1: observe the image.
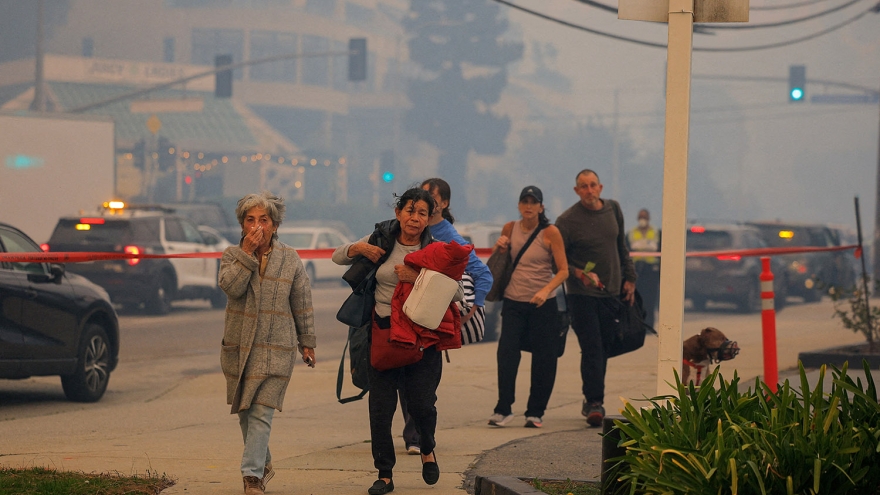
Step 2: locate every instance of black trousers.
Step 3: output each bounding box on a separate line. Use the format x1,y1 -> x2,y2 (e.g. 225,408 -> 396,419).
494,298 -> 560,418
368,343 -> 442,479
568,294 -> 617,404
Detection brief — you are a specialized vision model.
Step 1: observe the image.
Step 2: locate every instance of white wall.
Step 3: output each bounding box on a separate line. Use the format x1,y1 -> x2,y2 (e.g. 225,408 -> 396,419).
0,112 -> 115,243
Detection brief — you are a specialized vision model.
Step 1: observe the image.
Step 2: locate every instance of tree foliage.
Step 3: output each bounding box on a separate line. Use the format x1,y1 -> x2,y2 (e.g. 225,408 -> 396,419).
403,0 -> 523,207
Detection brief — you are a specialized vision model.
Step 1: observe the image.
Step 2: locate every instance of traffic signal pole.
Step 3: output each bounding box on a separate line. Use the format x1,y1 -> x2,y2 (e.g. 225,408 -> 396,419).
67,48 -> 357,113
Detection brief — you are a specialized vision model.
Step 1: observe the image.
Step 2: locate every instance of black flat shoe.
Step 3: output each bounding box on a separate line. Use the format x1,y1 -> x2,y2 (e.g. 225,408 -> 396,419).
422,454 -> 440,485
368,479 -> 394,495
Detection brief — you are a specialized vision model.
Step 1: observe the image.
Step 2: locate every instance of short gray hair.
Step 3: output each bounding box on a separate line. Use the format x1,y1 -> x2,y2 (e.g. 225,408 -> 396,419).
235,191 -> 285,231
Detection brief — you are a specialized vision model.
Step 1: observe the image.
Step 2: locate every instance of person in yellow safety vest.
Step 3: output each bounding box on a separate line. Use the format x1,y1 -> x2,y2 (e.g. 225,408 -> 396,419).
626,209 -> 660,329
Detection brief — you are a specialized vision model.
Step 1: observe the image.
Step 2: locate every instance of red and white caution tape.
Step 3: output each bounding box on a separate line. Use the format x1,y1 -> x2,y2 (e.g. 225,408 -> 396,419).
0,244 -> 861,263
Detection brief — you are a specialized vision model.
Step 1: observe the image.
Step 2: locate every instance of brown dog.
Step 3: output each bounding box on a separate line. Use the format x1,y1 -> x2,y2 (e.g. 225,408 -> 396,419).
681,327 -> 740,384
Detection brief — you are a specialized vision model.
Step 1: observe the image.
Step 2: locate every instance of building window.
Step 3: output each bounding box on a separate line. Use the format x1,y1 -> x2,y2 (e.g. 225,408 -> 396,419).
250,31 -> 297,83
163,37 -> 175,63
82,37 -> 94,58
305,0 -> 335,17
301,35 -> 329,87
191,28 -> 244,79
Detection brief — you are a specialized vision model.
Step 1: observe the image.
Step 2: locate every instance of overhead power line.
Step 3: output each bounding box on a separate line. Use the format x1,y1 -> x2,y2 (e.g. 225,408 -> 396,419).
491,0 -> 877,52
702,0 -> 867,29
751,0 -> 833,10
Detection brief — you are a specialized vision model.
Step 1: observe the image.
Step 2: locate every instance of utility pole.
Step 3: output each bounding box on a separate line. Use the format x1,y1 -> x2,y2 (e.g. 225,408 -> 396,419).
620,0 -> 748,396
30,0 -> 46,112
874,79 -> 880,289
611,88 -> 620,201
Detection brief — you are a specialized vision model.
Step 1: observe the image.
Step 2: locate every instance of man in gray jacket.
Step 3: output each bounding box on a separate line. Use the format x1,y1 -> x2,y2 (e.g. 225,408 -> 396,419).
556,169 -> 636,428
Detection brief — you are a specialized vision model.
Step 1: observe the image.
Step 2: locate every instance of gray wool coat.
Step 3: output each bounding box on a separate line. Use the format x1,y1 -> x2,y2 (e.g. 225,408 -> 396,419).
219,240 -> 316,414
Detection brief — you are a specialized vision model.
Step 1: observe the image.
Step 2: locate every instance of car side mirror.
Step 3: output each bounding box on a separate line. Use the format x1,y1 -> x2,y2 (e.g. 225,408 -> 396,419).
50,263 -> 65,283
29,263 -> 65,284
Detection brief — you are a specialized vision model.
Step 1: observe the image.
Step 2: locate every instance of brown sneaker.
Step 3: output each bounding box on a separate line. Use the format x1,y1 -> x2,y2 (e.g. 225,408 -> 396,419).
243,475 -> 264,495
262,462 -> 275,490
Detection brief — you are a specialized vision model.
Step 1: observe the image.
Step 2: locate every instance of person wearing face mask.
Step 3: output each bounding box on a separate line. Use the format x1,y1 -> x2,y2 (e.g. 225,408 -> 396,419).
626,209 -> 660,330
219,191 -> 316,495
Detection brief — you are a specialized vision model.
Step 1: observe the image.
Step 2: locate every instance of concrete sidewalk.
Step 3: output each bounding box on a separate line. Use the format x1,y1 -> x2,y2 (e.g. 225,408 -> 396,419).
0,300 -> 869,495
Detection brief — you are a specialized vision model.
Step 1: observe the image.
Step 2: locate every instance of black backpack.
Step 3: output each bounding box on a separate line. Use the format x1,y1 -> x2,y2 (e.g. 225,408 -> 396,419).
336,323 -> 371,403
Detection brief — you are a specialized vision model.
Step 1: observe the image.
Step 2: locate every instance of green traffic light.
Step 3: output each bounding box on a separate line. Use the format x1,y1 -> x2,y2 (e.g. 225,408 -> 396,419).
382,171 -> 394,182
791,88 -> 804,101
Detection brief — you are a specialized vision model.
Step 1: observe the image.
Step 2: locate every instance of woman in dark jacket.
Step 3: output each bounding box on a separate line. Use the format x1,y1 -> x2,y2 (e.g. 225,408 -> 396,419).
332,187 -> 462,495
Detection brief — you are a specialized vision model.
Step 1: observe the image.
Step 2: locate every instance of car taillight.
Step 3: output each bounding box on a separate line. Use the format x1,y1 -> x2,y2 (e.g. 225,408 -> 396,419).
124,245 -> 142,266
716,255 -> 742,261
40,243 -> 49,252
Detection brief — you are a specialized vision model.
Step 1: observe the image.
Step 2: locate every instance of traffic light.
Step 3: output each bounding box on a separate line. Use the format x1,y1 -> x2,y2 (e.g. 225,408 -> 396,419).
789,65 -> 805,102
215,54 -> 233,98
348,38 -> 366,82
380,149 -> 394,183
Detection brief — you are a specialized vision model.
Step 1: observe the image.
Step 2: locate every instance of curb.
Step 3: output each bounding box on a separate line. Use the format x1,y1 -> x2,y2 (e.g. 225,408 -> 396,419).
798,344 -> 880,368
474,476 -> 599,495
473,476 -> 545,495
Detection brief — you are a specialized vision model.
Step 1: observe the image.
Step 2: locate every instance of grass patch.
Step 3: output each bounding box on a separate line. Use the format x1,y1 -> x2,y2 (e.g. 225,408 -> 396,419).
526,477 -> 601,495
0,467 -> 175,495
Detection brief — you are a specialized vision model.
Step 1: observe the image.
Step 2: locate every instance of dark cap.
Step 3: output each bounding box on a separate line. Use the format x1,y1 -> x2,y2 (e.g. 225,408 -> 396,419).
519,185 -> 543,203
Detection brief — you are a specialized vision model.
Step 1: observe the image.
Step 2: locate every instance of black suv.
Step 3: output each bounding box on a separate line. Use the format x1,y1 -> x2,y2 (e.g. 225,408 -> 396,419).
686,222 -> 787,313
747,221 -> 856,302
0,222 -> 119,402
44,206 -> 225,314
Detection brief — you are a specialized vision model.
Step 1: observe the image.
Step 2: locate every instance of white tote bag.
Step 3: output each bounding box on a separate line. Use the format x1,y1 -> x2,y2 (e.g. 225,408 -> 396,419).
403,268 -> 460,330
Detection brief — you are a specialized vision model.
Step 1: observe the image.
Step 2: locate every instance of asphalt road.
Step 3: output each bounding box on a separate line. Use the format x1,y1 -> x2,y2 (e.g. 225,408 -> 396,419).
0,283 -> 354,419
0,292 -> 863,422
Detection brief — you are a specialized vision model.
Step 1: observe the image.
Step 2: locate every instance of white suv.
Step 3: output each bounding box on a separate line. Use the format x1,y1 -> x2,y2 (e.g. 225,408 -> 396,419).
45,205 -> 224,314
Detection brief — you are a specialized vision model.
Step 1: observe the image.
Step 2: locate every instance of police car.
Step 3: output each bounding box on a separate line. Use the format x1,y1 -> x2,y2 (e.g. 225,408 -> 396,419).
43,202 -> 225,314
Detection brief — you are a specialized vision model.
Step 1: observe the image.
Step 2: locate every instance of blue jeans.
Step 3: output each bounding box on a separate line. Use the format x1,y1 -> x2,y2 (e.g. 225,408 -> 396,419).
238,403 -> 274,478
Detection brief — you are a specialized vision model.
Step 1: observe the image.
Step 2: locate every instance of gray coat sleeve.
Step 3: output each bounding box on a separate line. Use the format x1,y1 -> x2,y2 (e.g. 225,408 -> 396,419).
219,246 -> 258,299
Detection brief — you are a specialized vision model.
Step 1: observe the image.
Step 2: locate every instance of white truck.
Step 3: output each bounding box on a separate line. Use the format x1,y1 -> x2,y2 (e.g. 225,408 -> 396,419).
0,111 -> 115,243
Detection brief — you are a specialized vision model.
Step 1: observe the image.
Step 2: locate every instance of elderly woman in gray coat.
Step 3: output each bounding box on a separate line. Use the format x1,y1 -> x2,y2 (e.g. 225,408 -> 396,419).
219,191 -> 316,495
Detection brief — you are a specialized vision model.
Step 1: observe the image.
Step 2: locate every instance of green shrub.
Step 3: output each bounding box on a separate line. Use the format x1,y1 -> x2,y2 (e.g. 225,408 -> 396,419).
608,362 -> 880,495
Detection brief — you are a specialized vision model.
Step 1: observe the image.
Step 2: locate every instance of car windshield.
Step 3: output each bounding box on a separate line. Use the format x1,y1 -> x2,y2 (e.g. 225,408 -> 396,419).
277,232 -> 313,248
687,230 -> 732,251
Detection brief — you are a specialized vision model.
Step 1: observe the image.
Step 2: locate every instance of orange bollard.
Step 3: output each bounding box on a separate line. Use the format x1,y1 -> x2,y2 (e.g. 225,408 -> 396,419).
760,257 -> 778,393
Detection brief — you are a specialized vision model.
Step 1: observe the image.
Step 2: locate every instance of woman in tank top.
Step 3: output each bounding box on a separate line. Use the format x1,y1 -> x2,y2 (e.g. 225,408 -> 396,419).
487,186 -> 569,429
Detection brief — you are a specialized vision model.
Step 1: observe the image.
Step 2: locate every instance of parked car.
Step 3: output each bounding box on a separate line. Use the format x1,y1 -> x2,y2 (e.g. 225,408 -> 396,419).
275,226 -> 352,284
0,222 -> 119,402
685,222 -> 787,313
43,203 -> 225,314
132,202 -> 239,244
198,225 -> 234,253
747,221 -> 857,302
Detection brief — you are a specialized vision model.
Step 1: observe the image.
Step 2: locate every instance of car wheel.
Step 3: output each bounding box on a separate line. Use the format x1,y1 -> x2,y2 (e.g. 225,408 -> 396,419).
61,324 -> 111,402
738,282 -> 761,313
148,273 -> 174,315
690,297 -> 707,312
210,288 -> 226,309
305,263 -> 316,284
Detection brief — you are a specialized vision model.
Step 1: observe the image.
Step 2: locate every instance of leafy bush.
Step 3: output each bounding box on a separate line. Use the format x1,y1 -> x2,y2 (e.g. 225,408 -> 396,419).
829,276 -> 880,352
608,362 -> 880,495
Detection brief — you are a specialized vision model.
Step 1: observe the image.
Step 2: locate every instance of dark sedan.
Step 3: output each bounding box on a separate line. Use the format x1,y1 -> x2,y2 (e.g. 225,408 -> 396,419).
0,222 -> 119,402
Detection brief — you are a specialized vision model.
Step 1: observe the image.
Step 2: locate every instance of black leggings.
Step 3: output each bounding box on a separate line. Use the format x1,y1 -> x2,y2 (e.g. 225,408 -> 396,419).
368,339 -> 442,479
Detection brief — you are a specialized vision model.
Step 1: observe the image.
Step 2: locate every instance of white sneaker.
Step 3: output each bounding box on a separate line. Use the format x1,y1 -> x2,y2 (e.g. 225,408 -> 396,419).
488,413 -> 515,427
524,416 -> 543,428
